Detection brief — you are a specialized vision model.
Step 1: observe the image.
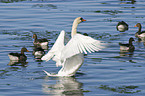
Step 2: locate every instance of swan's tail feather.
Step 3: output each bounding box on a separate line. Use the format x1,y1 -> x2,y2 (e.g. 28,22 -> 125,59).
43,70 -> 51,76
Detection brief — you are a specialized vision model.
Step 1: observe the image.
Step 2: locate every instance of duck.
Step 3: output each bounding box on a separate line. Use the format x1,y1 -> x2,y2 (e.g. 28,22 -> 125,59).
116,21 -> 128,32
134,23 -> 145,39
33,46 -> 45,59
8,47 -> 29,61
32,34 -> 48,46
119,37 -> 135,52
42,17 -> 105,77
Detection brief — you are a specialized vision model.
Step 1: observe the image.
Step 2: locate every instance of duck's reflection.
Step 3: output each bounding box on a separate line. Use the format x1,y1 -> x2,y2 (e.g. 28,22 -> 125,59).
32,45 -> 46,61
119,52 -> 136,63
119,51 -> 134,57
8,60 -> 28,67
120,0 -> 136,4
40,45 -> 49,51
42,76 -> 84,96
135,38 -> 145,48
33,47 -> 45,58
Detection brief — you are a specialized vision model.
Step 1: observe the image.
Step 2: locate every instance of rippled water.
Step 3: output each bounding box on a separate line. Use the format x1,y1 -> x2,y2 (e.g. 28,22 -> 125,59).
0,0 -> 145,95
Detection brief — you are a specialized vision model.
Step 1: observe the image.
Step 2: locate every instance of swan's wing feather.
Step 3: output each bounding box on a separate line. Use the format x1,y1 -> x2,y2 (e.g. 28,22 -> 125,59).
61,33 -> 105,60
58,53 -> 84,76
41,30 -> 65,61
50,30 -> 65,52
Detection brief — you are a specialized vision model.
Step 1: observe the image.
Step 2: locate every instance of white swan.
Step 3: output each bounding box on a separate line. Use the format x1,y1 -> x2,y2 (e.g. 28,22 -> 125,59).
42,17 -> 105,76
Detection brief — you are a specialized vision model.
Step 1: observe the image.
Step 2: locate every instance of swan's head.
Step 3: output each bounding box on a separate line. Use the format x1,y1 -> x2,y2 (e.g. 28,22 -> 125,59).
71,17 -> 86,37
74,17 -> 86,24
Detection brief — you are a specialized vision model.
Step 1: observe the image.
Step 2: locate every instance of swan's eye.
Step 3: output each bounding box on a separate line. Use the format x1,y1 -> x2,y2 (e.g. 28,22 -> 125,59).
80,17 -> 86,22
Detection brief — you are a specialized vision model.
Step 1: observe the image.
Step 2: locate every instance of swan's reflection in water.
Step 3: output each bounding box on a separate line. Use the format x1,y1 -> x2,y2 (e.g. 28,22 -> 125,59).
42,76 -> 84,96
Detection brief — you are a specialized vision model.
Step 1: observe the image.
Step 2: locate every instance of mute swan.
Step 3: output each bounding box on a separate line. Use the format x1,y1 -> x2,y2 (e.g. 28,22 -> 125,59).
42,17 -> 105,76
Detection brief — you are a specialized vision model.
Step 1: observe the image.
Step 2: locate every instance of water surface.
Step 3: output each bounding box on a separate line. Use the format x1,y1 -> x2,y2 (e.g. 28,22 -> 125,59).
0,0 -> 145,95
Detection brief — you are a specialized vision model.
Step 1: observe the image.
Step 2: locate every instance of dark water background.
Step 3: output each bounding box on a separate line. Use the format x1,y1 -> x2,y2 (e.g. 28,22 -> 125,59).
0,0 -> 145,95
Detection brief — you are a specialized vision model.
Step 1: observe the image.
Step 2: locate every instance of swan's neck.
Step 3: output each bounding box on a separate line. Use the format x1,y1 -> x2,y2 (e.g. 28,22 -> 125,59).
71,21 -> 79,38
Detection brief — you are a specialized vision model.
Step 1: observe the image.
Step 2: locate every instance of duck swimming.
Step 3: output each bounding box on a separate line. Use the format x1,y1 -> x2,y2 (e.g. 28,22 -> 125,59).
116,21 -> 129,32
134,23 -> 145,39
32,34 -> 48,46
119,37 -> 135,52
8,47 -> 29,61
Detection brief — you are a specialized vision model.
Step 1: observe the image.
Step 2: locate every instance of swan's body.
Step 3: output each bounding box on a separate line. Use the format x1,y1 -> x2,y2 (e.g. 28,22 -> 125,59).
43,53 -> 84,76
42,17 -> 105,76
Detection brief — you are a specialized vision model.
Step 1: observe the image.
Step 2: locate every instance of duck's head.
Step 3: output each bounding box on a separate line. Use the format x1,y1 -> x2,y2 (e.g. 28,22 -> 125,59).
129,37 -> 135,42
74,17 -> 86,24
134,23 -> 141,27
21,47 -> 29,53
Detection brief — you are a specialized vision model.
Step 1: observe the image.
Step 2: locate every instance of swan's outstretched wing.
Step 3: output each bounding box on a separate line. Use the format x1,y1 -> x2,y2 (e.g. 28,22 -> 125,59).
41,30 -> 65,61
61,33 -> 105,60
